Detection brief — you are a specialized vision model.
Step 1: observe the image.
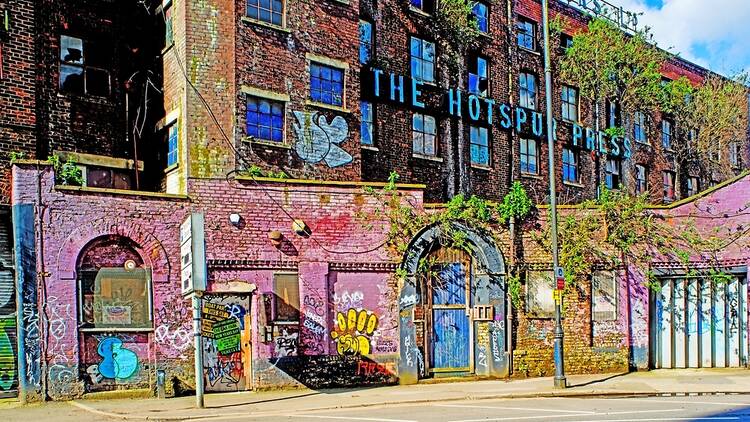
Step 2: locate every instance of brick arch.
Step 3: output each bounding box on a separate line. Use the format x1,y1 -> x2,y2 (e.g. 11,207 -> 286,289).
55,219 -> 171,282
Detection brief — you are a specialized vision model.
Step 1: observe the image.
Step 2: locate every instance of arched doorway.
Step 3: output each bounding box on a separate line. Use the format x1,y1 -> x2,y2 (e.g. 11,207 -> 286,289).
398,223 -> 506,384
76,235 -> 152,392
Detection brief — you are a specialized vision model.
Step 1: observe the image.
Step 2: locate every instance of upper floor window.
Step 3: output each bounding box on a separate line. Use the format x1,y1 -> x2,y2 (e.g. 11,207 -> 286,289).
468,55 -> 489,96
472,2 -> 489,33
730,141 -> 741,167
247,96 -> 285,143
59,35 -> 110,97
516,17 -> 536,50
635,164 -> 647,194
562,147 -> 578,183
560,33 -> 573,50
470,126 -> 489,166
605,158 -> 621,189
310,62 -> 344,107
359,20 -> 374,65
167,123 -> 179,167
561,85 -> 579,122
520,138 -> 538,175
662,170 -> 675,202
410,0 -> 434,13
633,111 -> 647,144
687,128 -> 698,149
361,101 -> 374,146
246,0 -> 283,26
413,113 -> 437,156
687,176 -> 699,196
661,118 -> 673,150
607,100 -> 620,129
519,71 -> 537,110
410,37 -> 435,84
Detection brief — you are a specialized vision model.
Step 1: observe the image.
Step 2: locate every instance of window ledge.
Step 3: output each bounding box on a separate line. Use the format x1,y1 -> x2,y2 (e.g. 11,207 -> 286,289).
408,6 -> 432,18
412,153 -> 443,163
521,172 -> 543,180
56,185 -> 189,200
305,100 -> 350,114
518,46 -> 541,56
164,162 -> 179,174
241,16 -> 291,33
362,145 -> 379,152
471,164 -> 491,171
329,0 -> 349,4
563,180 -> 584,188
635,141 -> 651,147
244,137 -> 293,150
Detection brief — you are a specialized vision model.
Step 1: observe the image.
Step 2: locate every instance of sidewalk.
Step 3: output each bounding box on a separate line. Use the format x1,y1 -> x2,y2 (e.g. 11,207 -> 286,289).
66,368 -> 750,421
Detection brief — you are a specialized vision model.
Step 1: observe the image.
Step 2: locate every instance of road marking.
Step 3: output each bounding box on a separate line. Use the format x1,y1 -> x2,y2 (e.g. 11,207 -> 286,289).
571,418 -> 739,422
436,404 -> 597,414
291,415 -> 418,422
448,408 -> 684,422
579,397 -> 750,407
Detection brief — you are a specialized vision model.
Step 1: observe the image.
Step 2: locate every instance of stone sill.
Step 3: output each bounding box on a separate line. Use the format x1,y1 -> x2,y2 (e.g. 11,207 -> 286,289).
79,327 -> 154,333
235,175 -> 425,190
563,181 -> 584,188
471,164 -> 492,171
55,185 -> 189,200
304,100 -> 351,114
244,137 -> 293,150
362,145 -> 379,152
412,153 -> 443,163
240,16 -> 292,34
521,173 -> 543,180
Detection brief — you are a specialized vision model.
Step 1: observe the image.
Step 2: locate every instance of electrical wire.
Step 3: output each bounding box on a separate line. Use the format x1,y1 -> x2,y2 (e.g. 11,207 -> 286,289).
160,7 -> 389,255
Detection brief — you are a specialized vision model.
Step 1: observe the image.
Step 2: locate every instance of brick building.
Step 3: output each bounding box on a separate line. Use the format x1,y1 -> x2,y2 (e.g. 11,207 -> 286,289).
0,0 -> 748,401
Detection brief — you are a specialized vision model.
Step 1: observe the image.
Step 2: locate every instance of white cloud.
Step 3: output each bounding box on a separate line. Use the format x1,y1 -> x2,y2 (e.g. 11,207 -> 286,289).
608,0 -> 750,75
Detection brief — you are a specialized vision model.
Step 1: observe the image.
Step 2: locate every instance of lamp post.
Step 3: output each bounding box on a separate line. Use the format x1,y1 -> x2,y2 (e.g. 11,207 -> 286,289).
541,0 -> 567,389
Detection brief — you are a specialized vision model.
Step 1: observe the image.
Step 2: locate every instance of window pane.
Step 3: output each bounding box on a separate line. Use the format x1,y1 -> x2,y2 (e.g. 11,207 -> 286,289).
273,274 -> 300,322
60,35 -> 84,64
60,64 -> 84,93
92,268 -> 151,329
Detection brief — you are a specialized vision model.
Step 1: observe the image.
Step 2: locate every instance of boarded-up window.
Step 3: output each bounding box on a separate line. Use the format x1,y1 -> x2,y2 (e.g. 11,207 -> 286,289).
526,270 -> 554,317
80,268 -> 152,329
273,273 -> 300,322
592,270 -> 617,321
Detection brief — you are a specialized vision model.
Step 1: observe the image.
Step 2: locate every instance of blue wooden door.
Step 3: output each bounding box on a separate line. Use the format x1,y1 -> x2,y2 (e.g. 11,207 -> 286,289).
431,263 -> 470,370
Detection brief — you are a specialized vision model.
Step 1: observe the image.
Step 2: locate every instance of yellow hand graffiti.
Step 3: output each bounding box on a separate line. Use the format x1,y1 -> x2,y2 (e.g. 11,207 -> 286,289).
330,308 -> 378,356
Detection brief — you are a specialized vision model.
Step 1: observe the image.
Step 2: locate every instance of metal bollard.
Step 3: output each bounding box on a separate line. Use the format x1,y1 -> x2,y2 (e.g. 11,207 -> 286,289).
156,369 -> 166,399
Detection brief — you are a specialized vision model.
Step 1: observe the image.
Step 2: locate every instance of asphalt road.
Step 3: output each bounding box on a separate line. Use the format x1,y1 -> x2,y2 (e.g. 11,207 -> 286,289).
195,395 -> 750,422
3,395 -> 750,421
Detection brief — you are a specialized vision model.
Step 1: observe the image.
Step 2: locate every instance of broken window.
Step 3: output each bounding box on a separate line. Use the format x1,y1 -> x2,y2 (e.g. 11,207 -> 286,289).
59,35 -> 111,97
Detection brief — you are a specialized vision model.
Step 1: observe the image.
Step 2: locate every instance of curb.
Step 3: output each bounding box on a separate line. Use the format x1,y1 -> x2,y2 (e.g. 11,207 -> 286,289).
67,389 -> 750,421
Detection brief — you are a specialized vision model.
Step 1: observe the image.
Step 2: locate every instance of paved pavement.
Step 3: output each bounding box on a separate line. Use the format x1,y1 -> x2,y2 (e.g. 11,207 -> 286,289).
1,368 -> 750,421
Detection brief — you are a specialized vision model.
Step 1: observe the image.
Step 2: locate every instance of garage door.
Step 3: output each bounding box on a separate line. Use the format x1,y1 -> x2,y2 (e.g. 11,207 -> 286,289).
653,277 -> 748,368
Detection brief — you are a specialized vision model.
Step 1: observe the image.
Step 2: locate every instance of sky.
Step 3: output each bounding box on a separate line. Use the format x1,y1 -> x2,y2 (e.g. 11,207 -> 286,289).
606,0 -> 750,76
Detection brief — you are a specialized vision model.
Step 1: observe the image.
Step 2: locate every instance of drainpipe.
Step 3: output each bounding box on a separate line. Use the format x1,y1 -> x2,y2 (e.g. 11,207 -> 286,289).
507,216 -> 516,375
506,0 -> 516,186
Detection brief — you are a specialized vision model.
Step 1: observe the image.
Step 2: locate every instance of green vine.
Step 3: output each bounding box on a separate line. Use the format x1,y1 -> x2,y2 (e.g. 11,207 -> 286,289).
47,155 -> 84,186
242,164 -> 288,179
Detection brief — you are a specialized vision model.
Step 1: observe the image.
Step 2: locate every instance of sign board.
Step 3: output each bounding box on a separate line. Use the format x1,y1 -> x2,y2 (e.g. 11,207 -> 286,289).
553,289 -> 563,304
180,213 -> 207,296
555,266 -> 565,290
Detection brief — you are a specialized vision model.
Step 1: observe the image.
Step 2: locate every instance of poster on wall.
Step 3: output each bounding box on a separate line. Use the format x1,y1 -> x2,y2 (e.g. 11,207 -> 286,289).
101,305 -> 133,325
213,318 -> 241,355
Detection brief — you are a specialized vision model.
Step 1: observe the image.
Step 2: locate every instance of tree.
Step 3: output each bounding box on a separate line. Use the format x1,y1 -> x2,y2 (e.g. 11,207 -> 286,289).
662,72 -> 749,185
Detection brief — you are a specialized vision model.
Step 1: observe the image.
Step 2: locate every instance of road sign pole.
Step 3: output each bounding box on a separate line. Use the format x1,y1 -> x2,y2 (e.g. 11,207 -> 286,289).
193,293 -> 205,408
542,0 -> 567,389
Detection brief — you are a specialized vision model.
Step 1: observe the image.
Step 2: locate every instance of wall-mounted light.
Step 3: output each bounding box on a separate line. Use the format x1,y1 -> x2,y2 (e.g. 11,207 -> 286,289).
292,219 -> 311,237
268,230 -> 283,248
124,260 -> 137,271
229,213 -> 241,227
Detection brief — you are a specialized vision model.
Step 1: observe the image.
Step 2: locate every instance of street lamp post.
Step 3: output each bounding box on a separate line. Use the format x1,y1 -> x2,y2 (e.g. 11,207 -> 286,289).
541,0 -> 567,389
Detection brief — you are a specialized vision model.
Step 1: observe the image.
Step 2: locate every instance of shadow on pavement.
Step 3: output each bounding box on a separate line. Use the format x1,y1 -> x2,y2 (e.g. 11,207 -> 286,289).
567,372 -> 630,388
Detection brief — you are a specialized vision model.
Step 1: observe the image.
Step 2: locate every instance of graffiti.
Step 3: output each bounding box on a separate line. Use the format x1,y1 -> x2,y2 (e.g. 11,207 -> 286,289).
399,293 -> 418,309
490,321 -> 503,363
333,290 -> 364,312
403,334 -> 414,368
275,328 -> 299,357
292,111 -> 352,168
97,337 -> 138,379
303,296 -> 325,316
303,315 -> 326,336
477,345 -> 488,368
155,325 -> 192,353
374,339 -> 397,354
155,296 -> 191,358
214,318 -> 241,355
0,319 -> 15,390
204,339 -> 243,389
356,360 -> 396,377
332,309 -> 378,355
86,364 -> 104,385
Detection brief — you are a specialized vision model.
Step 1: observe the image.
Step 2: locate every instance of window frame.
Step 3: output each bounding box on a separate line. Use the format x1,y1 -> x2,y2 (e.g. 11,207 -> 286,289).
633,111 -> 648,144
605,157 -> 622,190
662,170 -> 675,202
246,0 -> 285,27
166,122 -> 179,168
562,147 -> 579,183
77,268 -> 153,330
246,95 -> 287,144
359,20 -> 374,65
468,54 -> 489,96
410,36 -> 436,84
412,112 -> 438,157
661,118 -> 674,150
470,125 -> 490,166
59,34 -> 111,97
729,141 -> 741,168
634,164 -> 648,195
410,0 -> 434,13
519,71 -> 537,110
520,137 -> 539,175
561,85 -> 579,122
687,176 -> 699,196
472,1 -> 489,34
516,16 -> 536,51
309,60 -> 346,108
272,273 -> 300,323
360,101 -> 375,146
592,270 -> 618,322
